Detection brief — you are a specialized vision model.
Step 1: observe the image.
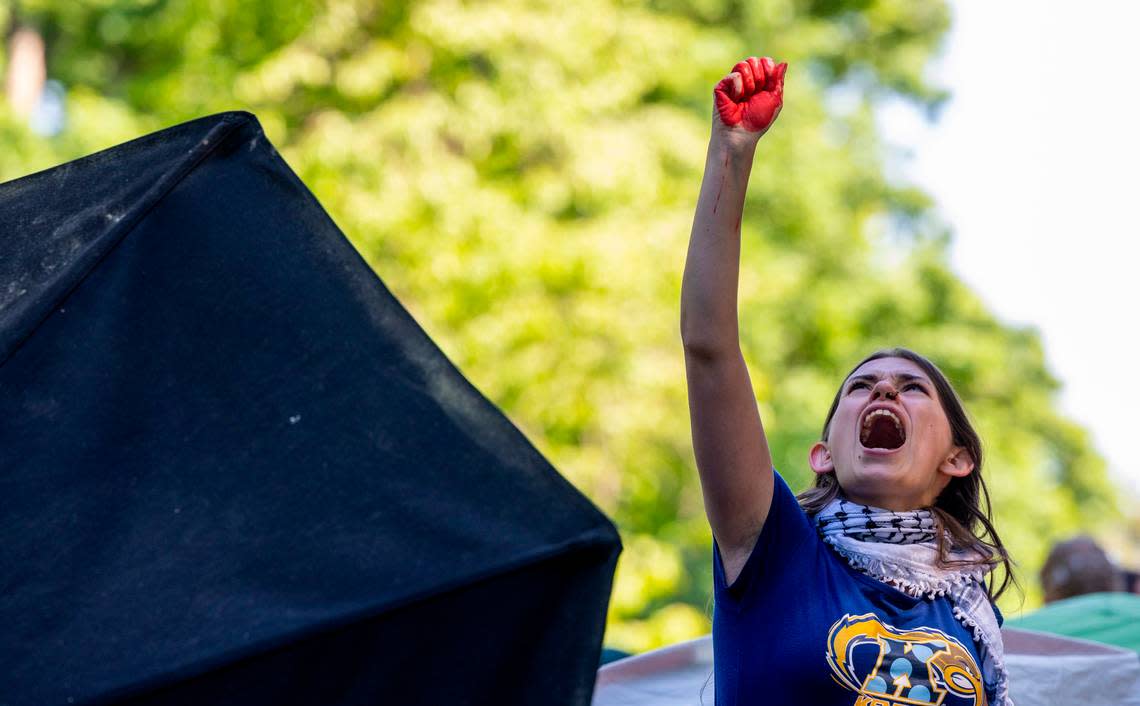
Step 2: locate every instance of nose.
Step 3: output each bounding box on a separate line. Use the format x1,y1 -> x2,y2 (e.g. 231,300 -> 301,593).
871,380 -> 898,401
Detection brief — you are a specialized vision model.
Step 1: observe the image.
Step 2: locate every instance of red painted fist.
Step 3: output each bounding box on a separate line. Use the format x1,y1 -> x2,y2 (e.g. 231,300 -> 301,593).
714,56 -> 787,134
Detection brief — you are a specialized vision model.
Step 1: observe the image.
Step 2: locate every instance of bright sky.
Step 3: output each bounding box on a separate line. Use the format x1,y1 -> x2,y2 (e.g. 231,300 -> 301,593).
879,1 -> 1140,500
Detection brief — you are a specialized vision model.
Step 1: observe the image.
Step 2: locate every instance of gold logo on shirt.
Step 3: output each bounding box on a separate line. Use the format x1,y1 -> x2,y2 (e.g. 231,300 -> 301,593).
826,613 -> 986,706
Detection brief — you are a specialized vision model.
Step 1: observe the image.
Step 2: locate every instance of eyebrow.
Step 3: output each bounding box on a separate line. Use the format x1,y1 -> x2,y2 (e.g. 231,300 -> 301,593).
845,372 -> 931,388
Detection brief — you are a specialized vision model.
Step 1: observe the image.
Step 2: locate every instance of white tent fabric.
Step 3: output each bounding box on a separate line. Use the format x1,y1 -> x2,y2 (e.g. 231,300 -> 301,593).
593,629 -> 1140,706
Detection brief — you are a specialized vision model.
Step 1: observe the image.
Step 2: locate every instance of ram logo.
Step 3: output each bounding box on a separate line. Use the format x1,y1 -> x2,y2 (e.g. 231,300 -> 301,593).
825,613 -> 986,706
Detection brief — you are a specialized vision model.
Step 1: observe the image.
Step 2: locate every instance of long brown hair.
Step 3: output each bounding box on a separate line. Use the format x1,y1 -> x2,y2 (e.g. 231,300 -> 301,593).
797,347 -> 1016,601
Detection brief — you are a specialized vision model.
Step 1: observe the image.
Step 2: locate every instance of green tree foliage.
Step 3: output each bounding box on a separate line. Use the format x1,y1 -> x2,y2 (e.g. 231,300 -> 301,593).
2,0 -> 1122,651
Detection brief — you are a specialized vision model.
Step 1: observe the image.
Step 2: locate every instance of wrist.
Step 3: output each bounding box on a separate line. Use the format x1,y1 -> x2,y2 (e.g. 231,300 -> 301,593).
708,128 -> 759,163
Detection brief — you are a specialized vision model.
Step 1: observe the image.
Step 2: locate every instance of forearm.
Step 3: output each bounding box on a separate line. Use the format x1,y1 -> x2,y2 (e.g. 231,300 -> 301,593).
680,132 -> 758,355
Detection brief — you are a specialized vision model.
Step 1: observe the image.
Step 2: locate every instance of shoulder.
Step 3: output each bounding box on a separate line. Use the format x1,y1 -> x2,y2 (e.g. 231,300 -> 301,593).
714,470 -> 824,606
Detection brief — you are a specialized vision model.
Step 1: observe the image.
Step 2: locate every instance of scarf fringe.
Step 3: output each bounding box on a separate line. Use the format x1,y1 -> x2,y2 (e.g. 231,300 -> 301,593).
952,605 -> 1012,706
822,538 -> 984,598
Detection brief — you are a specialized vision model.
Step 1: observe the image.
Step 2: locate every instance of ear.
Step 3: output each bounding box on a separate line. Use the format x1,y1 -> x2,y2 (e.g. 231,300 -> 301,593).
939,446 -> 975,478
809,441 -> 834,474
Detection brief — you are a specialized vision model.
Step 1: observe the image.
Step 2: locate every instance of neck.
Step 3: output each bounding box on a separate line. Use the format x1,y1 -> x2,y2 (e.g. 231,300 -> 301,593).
840,489 -> 933,512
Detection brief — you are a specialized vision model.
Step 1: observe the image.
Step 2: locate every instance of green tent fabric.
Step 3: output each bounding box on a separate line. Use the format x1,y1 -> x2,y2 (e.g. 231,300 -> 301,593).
1007,593 -> 1140,653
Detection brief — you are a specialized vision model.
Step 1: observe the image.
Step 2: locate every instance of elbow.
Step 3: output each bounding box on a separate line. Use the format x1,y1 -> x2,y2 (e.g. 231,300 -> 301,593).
681,330 -> 739,361
680,313 -> 738,359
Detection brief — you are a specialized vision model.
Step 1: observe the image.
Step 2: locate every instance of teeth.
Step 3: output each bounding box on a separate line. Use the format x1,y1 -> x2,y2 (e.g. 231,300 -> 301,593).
862,408 -> 902,431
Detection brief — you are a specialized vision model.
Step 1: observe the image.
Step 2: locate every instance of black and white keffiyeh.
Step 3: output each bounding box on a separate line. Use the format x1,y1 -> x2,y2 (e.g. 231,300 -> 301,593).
815,497 -> 1013,706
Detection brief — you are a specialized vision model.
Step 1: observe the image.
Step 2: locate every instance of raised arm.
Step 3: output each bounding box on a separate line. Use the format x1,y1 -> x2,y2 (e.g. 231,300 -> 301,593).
680,56 -> 786,585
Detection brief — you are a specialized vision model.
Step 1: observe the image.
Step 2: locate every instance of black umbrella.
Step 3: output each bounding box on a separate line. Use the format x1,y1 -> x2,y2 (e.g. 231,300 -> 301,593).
0,112 -> 621,706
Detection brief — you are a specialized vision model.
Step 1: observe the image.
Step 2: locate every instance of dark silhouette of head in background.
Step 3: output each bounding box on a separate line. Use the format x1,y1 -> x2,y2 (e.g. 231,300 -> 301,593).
1040,535 -> 1125,603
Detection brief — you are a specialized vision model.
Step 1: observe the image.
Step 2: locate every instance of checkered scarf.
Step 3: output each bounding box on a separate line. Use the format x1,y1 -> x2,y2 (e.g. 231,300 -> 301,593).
815,497 -> 1013,706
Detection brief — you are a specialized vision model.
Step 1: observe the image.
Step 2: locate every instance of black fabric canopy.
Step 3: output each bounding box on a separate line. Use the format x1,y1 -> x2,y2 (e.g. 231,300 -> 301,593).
0,111 -> 621,706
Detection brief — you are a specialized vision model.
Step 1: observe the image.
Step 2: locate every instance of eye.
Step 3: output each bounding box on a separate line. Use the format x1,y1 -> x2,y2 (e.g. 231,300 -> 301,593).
848,381 -> 870,393
903,382 -> 927,394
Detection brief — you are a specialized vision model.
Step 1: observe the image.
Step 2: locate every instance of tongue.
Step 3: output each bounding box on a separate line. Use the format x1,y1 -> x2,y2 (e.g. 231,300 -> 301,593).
862,416 -> 905,450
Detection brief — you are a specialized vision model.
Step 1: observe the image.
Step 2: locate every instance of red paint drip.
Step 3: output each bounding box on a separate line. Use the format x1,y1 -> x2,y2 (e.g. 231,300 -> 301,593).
712,174 -> 725,214
714,58 -> 787,132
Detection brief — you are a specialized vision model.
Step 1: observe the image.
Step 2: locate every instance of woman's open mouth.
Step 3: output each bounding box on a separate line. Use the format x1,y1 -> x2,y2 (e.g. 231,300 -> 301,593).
859,408 -> 906,451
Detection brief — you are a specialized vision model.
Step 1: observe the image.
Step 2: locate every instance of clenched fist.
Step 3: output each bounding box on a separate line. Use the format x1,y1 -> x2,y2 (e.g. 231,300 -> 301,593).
714,56 -> 787,138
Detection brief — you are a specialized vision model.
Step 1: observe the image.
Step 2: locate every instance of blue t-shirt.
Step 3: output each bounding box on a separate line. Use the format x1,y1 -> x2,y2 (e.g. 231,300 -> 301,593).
712,471 -> 997,706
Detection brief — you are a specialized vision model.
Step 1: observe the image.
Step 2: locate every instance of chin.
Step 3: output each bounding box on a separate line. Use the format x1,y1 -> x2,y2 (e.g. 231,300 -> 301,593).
839,464 -> 916,504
